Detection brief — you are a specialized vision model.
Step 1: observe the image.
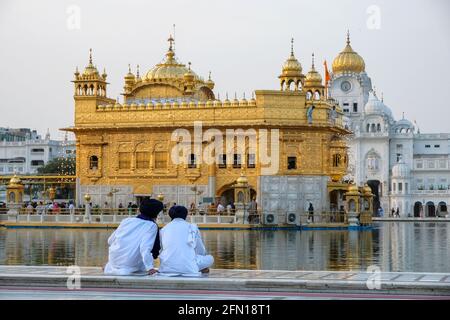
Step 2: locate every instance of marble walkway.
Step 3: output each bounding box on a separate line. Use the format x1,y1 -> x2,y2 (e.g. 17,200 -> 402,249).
0,266 -> 449,299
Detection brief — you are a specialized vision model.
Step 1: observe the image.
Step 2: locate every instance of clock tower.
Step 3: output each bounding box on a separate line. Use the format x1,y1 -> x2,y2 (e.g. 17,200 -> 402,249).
329,31 -> 372,129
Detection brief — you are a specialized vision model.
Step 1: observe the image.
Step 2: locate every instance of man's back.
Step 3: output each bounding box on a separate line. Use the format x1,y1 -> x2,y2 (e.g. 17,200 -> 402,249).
105,217 -> 157,275
159,218 -> 204,274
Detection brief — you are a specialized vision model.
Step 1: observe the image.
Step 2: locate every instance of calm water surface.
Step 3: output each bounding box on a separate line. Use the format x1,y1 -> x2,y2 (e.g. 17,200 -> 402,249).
0,222 -> 449,272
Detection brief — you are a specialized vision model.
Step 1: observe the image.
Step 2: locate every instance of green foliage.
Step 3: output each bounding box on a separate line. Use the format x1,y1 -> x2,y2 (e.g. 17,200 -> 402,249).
37,157 -> 76,175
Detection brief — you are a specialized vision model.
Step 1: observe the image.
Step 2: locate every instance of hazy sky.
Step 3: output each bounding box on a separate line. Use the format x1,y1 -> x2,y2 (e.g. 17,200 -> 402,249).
0,0 -> 449,139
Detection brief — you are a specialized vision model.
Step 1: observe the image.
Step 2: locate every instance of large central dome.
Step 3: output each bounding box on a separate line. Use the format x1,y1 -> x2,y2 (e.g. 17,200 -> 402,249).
145,36 -> 202,82
332,32 -> 365,74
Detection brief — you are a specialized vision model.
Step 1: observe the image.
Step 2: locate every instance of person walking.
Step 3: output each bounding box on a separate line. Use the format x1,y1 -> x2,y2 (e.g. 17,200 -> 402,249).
308,203 -> 314,223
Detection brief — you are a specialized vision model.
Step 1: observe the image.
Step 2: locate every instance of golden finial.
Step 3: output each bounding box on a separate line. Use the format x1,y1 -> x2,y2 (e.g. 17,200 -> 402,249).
188,62 -> 191,71
128,64 -> 131,73
168,34 -> 174,51
173,24 -> 176,51
290,37 -> 294,56
243,92 -> 246,99
89,48 -> 93,64
346,30 -> 350,45
311,52 -> 315,69
208,71 -> 211,81
136,64 -> 140,78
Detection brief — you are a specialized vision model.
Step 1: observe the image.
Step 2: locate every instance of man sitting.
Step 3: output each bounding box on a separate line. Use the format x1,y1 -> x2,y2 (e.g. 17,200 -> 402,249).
104,198 -> 163,276
159,205 -> 214,275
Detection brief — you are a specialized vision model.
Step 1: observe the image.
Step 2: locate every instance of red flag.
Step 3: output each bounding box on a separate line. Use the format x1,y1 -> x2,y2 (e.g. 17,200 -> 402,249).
323,60 -> 331,86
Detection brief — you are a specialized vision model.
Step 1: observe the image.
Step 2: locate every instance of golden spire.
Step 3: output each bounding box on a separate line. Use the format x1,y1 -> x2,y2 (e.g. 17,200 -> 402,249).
89,48 -> 93,65
311,52 -> 315,70
346,29 -> 350,45
290,37 -> 294,56
168,34 -> 174,51
136,64 -> 140,78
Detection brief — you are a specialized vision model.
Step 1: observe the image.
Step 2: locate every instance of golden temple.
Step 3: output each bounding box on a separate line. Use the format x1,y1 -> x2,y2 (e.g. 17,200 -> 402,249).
64,34 -> 356,213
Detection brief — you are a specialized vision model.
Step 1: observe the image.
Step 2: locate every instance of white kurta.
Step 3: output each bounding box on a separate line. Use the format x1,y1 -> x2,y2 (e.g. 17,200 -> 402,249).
104,217 -> 158,275
159,218 -> 214,275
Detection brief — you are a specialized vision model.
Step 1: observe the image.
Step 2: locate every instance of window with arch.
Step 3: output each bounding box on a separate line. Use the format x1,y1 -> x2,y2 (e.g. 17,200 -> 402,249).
188,154 -> 197,168
314,91 -> 321,100
136,152 -> 150,169
366,151 -> 381,171
154,151 -> 167,169
366,124 -> 370,132
89,155 -> 99,170
377,123 -> 381,132
118,152 -> 131,169
332,154 -> 341,167
306,91 -> 313,100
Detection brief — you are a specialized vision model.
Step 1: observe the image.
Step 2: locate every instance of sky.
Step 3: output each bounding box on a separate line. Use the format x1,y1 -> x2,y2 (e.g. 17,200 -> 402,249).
0,0 -> 449,139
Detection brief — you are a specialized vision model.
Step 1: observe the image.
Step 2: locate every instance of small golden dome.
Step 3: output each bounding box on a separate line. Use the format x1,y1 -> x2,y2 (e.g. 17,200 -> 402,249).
9,174 -> 22,185
280,38 -> 303,77
124,64 -> 135,81
305,53 -> 323,86
206,71 -> 215,90
332,32 -> 365,74
346,183 -> 361,196
363,184 -> 373,196
183,62 -> 195,81
236,172 -> 248,185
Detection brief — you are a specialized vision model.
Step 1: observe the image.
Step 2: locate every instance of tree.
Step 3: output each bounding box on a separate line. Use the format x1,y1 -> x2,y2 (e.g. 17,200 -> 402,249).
37,157 -> 76,175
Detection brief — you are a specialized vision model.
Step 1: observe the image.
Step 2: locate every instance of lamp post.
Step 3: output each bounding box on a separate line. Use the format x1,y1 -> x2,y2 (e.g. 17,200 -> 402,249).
84,193 -> 91,223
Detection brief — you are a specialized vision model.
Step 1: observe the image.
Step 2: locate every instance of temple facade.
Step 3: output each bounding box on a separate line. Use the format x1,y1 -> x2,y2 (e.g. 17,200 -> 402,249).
65,36 -> 351,216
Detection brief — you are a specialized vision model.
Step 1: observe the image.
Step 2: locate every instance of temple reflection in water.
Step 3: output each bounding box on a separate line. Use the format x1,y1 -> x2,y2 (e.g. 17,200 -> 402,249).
0,223 -> 449,272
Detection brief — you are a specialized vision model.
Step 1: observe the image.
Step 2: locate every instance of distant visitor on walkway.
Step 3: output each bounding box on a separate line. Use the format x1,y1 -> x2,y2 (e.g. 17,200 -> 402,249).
103,198 -> 163,276
158,205 -> 214,275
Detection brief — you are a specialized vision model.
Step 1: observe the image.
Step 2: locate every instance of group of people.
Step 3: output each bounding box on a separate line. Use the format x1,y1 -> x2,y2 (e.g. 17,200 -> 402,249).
104,198 -> 214,276
390,207 -> 401,218
21,201 -> 76,215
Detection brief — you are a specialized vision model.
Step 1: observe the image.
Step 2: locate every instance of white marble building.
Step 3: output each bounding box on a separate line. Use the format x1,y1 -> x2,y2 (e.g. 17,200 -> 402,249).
0,128 -> 75,175
329,34 -> 450,217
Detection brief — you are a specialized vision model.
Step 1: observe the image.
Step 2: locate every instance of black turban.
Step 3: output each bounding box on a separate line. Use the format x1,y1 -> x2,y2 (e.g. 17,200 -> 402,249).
139,198 -> 163,219
169,205 -> 188,220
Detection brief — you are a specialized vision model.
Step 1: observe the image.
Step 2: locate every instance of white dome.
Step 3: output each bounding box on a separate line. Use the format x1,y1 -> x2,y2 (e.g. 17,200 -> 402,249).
364,91 -> 392,117
392,161 -> 410,178
396,118 -> 413,128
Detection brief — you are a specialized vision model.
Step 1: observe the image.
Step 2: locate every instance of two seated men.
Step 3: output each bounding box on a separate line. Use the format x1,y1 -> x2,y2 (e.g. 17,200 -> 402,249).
104,198 -> 214,276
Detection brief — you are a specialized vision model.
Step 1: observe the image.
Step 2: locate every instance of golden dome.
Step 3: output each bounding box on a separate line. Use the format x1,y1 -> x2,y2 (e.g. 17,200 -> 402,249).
305,53 -> 323,87
280,38 -> 302,77
124,64 -> 135,80
82,49 -> 99,76
363,184 -> 373,196
236,172 -> 248,185
145,36 -> 202,82
346,183 -> 361,196
332,32 -> 365,74
205,71 -> 215,90
9,174 -> 22,185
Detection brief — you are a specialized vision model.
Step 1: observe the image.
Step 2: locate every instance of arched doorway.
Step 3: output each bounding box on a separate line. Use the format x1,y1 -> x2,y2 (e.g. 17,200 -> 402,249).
218,187 -> 257,206
413,201 -> 423,217
426,201 -> 435,217
438,201 -> 447,216
367,180 -> 381,215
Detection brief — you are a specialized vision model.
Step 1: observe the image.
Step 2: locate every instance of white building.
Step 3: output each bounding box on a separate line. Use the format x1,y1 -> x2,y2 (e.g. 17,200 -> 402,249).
329,33 -> 450,217
0,128 -> 75,175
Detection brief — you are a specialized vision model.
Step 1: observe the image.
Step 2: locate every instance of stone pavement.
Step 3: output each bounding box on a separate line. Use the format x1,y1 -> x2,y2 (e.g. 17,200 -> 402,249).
0,266 -> 449,299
